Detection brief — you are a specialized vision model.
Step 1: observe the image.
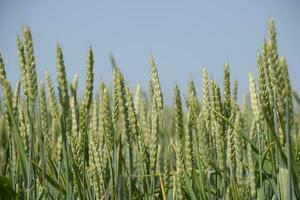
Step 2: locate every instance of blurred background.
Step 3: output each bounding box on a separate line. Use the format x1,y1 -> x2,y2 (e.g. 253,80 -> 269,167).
0,0 -> 299,104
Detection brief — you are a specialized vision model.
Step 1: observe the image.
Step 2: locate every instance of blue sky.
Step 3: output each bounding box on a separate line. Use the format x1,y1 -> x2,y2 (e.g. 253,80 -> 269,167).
0,0 -> 299,103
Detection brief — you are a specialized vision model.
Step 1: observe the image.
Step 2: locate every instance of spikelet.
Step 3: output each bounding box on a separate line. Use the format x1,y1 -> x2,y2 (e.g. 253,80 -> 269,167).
150,95 -> 159,175
150,56 -> 163,112
247,142 -> 256,198
125,84 -> 139,138
45,71 -> 59,115
257,53 -> 271,121
56,135 -> 63,164
89,131 -> 105,199
148,79 -> 154,104
1,79 -> 13,113
249,74 -> 259,121
112,68 -> 120,126
185,108 -> 193,180
83,47 -> 94,111
231,80 -> 238,103
138,98 -> 150,174
223,63 -> 231,119
91,101 -> 99,147
226,113 -> 235,174
56,45 -> 69,110
18,104 -> 29,155
163,146 -> 171,194
211,80 -> 224,170
133,83 -> 141,115
39,82 -> 48,147
23,27 -> 38,102
116,70 -> 130,138
187,80 -> 199,119
267,18 -> 283,111
12,82 -> 20,117
70,73 -> 79,96
174,85 -> 184,200
0,53 -> 7,83
201,67 -> 211,160
233,113 -> 243,187
261,39 -> 275,108
16,37 -> 28,97
279,56 -> 293,128
70,94 -> 84,171
0,55 -> 13,111
115,70 -> 133,197
102,86 -> 114,154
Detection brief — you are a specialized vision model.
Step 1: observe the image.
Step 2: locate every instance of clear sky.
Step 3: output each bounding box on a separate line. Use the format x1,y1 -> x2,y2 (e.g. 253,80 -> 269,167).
0,0 -> 299,103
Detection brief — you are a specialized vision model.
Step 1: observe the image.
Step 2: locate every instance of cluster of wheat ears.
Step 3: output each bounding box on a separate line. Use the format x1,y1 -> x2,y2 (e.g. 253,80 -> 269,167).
0,18 -> 300,200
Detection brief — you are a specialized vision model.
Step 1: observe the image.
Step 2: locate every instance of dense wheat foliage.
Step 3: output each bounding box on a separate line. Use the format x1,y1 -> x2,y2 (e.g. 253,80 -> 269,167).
0,19 -> 300,200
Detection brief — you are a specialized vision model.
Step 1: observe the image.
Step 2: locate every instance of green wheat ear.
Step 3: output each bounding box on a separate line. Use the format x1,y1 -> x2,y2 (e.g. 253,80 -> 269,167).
0,53 -> 7,83
83,47 -> 94,111
150,55 -> 163,112
101,85 -> 114,154
17,37 -> 29,97
223,62 -> 231,119
23,26 -> 38,103
56,45 -> 69,110
174,85 -> 184,200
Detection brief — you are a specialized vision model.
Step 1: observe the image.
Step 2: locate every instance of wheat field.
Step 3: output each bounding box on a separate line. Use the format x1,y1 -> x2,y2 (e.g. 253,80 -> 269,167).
0,18 -> 300,200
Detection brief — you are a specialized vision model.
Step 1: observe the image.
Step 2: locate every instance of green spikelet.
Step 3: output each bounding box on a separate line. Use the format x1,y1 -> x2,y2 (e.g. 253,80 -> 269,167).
262,39 -> 275,108
23,27 -> 38,102
247,142 -> 256,198
17,37 -> 28,97
163,147 -> 171,194
201,67 -> 211,158
133,83 -> 141,115
257,53 -> 272,121
125,84 -> 139,138
117,71 -> 130,138
233,113 -> 243,187
116,70 -> 133,198
39,82 -> 48,143
70,73 -> 79,96
102,86 -> 114,154
83,47 -> 94,111
45,71 -> 59,115
223,63 -> 231,119
89,131 -> 105,199
70,94 -> 83,168
39,82 -> 48,177
279,56 -> 293,128
249,74 -> 259,121
148,79 -> 154,104
112,68 -> 120,126
174,85 -> 184,200
226,113 -> 235,174
232,80 -> 238,103
91,101 -> 99,147
267,18 -> 283,111
0,53 -> 6,83
138,99 -> 150,174
0,54 -> 11,111
187,80 -> 199,118
56,45 -> 69,110
18,104 -> 29,155
12,82 -> 21,117
150,96 -> 159,175
1,79 -> 13,113
185,108 -> 193,180
150,56 -> 163,112
211,80 -> 224,170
